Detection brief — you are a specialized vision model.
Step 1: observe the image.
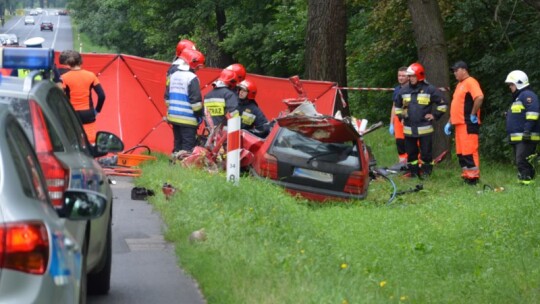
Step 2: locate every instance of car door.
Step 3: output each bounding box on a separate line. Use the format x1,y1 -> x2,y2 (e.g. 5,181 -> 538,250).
0,114 -> 81,303
35,83 -> 113,275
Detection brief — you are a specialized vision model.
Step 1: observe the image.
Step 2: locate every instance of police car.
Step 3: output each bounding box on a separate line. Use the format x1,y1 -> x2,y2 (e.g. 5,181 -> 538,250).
0,47 -> 124,295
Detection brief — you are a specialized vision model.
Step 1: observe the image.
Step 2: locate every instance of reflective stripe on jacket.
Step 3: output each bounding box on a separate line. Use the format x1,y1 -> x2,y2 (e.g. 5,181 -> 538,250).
203,85 -> 240,127
166,70 -> 202,127
506,88 -> 540,142
394,81 -> 448,137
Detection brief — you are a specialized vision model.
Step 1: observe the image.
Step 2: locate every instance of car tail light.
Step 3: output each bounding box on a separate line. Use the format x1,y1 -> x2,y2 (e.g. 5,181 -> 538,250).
259,153 -> 278,179
29,100 -> 69,208
344,171 -> 365,195
0,221 -> 49,275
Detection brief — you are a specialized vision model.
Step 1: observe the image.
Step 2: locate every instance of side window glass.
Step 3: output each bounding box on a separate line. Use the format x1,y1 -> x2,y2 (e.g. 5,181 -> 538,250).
3,96 -> 35,145
46,88 -> 89,153
6,119 -> 48,202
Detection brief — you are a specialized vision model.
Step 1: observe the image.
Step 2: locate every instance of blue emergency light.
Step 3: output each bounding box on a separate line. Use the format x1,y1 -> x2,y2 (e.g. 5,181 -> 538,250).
0,48 -> 54,70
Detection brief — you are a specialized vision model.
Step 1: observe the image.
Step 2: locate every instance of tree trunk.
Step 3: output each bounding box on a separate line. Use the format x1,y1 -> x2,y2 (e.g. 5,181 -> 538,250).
205,4 -> 234,68
305,0 -> 348,115
407,0 -> 451,159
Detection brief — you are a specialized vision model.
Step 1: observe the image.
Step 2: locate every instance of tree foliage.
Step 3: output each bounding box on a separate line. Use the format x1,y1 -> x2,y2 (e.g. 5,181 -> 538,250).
66,0 -> 540,160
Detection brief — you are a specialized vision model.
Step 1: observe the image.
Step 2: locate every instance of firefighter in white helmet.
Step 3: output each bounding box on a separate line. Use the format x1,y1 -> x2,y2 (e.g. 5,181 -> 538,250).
505,70 -> 540,185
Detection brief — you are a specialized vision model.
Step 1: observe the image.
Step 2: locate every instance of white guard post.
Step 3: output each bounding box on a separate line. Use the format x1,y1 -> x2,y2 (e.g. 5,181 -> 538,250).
226,116 -> 241,185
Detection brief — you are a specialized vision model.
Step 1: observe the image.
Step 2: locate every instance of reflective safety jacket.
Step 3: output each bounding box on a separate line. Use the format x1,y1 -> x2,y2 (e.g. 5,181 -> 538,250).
238,98 -> 269,137
166,68 -> 203,127
394,81 -> 448,137
506,88 -> 540,143
203,83 -> 240,127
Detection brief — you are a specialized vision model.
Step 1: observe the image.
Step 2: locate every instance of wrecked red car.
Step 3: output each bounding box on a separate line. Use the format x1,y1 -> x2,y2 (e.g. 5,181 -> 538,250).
240,109 -> 372,202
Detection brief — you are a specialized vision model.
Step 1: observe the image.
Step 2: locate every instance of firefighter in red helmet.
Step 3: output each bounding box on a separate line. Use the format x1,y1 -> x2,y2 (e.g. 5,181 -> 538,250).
176,39 -> 197,58
226,63 -> 246,85
165,39 -> 198,111
237,79 -> 270,137
394,62 -> 448,178
165,49 -> 205,153
203,68 -> 240,127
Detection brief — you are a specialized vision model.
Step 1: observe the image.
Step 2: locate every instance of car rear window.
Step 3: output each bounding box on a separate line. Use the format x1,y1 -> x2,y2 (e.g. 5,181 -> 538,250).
272,128 -> 360,167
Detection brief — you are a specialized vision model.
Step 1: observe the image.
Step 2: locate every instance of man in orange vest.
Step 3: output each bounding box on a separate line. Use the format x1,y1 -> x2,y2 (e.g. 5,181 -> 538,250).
445,61 -> 484,185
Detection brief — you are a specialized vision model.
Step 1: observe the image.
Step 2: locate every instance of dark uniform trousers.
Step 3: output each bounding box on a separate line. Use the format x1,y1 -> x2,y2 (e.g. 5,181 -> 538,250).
512,141 -> 538,180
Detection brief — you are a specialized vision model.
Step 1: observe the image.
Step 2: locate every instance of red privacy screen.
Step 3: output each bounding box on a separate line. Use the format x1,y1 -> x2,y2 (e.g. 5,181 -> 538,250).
56,52 -> 340,154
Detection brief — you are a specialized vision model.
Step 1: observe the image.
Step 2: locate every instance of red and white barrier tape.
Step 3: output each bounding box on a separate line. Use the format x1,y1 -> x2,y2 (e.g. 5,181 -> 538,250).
337,86 -> 451,92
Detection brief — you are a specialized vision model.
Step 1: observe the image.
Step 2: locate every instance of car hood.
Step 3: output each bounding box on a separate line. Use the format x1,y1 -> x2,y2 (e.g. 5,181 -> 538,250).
276,114 -> 360,143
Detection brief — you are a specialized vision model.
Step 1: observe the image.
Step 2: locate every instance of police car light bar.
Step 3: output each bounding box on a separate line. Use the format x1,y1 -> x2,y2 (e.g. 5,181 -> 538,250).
0,48 -> 54,70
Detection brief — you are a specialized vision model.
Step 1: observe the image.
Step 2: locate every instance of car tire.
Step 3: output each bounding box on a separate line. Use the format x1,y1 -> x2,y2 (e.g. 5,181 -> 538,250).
87,220 -> 112,295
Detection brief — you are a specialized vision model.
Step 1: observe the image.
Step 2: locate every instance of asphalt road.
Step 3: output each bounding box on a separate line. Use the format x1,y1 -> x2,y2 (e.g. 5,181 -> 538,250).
2,10 -> 73,50
88,177 -> 206,304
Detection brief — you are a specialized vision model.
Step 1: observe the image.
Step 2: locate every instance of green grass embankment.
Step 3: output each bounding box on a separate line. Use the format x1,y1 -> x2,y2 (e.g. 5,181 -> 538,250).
136,128 -> 540,303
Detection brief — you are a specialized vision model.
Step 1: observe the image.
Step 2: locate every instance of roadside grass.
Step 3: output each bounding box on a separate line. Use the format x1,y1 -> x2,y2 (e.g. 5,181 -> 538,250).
136,129 -> 540,303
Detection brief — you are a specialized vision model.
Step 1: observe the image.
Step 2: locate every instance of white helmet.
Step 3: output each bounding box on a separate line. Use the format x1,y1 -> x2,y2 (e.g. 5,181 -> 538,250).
505,70 -> 529,90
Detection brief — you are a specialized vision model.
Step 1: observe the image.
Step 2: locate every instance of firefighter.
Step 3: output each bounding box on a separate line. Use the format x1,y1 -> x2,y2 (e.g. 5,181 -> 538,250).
504,70 -> 540,185
165,39 -> 197,106
444,61 -> 484,185
394,62 -> 448,178
389,66 -> 409,166
166,49 -> 205,153
237,79 -> 270,137
203,68 -> 240,128
61,50 -> 105,144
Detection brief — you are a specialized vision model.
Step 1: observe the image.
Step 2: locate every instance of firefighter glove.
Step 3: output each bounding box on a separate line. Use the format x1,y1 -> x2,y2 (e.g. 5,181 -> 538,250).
523,131 -> 531,141
444,122 -> 452,136
470,114 -> 478,124
389,123 -> 394,135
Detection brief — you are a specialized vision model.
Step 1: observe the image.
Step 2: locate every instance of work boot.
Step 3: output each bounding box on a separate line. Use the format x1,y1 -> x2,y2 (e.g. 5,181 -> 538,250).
518,176 -> 534,185
463,178 -> 479,186
421,163 -> 433,178
405,164 -> 419,178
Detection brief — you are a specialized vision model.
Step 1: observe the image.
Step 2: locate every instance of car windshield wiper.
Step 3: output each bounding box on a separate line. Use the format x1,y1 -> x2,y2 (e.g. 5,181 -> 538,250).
307,146 -> 352,164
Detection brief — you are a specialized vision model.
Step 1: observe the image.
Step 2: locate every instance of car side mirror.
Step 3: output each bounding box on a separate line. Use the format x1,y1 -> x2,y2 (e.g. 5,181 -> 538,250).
61,190 -> 107,220
93,131 -> 124,157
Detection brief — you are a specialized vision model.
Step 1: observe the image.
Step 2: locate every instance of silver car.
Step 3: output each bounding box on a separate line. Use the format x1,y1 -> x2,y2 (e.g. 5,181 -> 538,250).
0,105 -> 108,303
0,47 -> 124,295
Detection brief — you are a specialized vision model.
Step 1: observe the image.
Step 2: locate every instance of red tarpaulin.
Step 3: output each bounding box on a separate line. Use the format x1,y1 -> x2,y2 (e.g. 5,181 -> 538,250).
56,52 -> 342,154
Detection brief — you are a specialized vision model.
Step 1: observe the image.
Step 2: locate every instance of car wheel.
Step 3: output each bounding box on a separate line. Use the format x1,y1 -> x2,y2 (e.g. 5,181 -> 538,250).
87,220 -> 112,295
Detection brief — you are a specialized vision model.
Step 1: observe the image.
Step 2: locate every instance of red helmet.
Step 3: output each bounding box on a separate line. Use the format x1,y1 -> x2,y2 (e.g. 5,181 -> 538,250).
180,49 -> 205,70
406,62 -> 425,81
218,68 -> 238,88
226,63 -> 246,82
176,39 -> 196,57
238,79 -> 257,99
